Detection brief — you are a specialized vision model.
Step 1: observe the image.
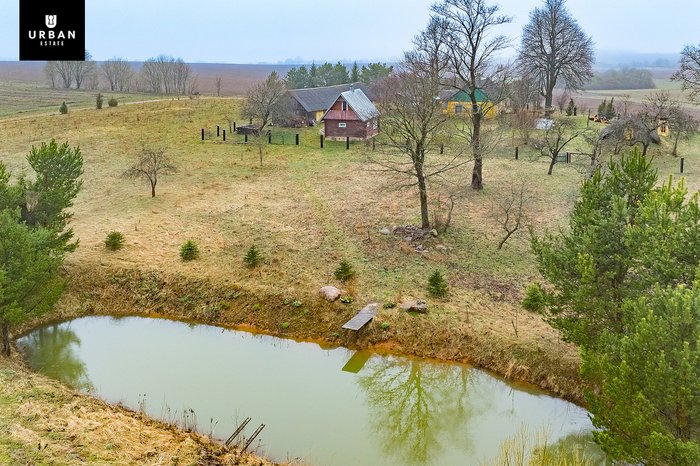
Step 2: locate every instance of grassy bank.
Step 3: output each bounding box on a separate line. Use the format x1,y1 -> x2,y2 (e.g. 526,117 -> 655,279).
0,354 -> 273,465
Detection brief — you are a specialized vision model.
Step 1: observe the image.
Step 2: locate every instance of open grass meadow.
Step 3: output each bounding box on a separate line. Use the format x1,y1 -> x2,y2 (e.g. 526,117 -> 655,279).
2,89 -> 700,401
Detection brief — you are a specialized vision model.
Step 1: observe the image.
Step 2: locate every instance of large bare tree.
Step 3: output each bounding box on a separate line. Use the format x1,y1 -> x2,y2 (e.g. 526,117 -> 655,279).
243,72 -> 287,132
52,60 -> 74,88
431,0 -> 512,190
72,51 -> 97,90
140,55 -> 195,95
101,57 -> 134,92
517,0 -> 594,117
673,44 -> 700,101
44,61 -> 58,88
373,62 -> 468,229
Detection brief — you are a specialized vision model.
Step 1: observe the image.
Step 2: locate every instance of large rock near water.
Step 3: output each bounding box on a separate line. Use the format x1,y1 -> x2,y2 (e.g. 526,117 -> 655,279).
319,286 -> 342,302
400,299 -> 428,313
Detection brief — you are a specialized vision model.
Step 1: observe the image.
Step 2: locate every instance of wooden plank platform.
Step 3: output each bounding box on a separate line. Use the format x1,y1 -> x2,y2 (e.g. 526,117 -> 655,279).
342,303 -> 379,331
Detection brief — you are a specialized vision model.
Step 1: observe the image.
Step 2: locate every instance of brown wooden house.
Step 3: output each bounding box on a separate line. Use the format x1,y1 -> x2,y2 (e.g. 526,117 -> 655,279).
287,83 -> 374,125
322,89 -> 380,140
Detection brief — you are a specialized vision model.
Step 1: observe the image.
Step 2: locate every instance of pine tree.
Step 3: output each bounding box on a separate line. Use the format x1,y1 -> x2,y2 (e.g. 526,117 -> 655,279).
607,97 -> 616,119
351,61 -> 360,82
334,259 -> 355,283
526,148 -> 700,349
179,240 -> 199,261
59,101 -> 68,114
243,244 -> 263,268
597,98 -> 607,116
582,284 -> 700,465
565,98 -> 575,116
427,270 -> 449,298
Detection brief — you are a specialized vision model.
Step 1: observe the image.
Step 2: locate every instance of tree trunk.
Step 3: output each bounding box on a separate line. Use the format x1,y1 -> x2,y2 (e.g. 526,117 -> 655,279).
1,322 -> 10,357
416,166 -> 430,229
547,155 -> 557,175
471,113 -> 483,190
642,143 -> 649,156
673,133 -> 680,156
151,180 -> 156,197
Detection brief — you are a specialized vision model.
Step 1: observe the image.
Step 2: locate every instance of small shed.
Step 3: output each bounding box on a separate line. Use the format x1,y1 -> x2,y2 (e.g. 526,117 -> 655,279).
322,89 -> 380,140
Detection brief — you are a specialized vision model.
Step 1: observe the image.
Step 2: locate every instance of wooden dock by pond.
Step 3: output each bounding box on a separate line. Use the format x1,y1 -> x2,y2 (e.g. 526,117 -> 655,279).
342,303 -> 379,331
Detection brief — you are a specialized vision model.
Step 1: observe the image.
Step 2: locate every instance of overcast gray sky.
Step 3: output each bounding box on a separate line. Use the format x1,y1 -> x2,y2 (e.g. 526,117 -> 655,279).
0,0 -> 696,63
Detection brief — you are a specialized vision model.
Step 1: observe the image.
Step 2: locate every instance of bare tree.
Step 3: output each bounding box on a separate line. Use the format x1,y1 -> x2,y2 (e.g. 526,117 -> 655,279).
511,110 -> 537,145
432,0 -> 512,190
243,72 -> 287,132
537,118 -> 581,174
243,72 -> 287,166
669,107 -> 698,156
555,91 -> 570,115
491,178 -> 530,249
215,76 -> 223,97
140,55 -> 195,95
508,76 -> 540,113
673,44 -> 700,101
44,61 -> 58,88
122,147 -> 177,197
373,65 -> 468,229
53,60 -> 74,88
72,51 -> 97,89
517,0 -> 594,117
101,58 -> 133,92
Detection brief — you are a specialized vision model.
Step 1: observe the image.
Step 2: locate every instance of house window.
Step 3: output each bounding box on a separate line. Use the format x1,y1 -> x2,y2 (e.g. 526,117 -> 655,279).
339,122 -> 347,128
455,104 -> 464,113
342,101 -> 348,111
443,102 -> 448,108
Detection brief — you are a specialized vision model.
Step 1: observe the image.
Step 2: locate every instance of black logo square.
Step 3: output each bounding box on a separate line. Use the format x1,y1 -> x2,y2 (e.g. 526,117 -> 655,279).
19,0 -> 85,61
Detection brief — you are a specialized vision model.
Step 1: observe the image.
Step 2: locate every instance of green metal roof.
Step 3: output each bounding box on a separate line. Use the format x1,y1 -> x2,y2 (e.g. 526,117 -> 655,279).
448,89 -> 489,102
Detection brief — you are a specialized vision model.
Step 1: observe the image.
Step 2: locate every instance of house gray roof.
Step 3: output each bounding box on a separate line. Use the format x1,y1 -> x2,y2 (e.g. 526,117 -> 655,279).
288,83 -> 374,113
336,89 -> 380,122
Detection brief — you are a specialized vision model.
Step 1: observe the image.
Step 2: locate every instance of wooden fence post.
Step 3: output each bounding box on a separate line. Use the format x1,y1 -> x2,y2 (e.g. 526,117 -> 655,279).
515,146 -> 519,160
217,125 -> 220,137
223,129 -> 226,141
681,157 -> 685,173
296,134 -> 299,146
320,134 -> 324,148
346,137 -> 350,150
440,144 -> 444,154
201,128 -> 204,141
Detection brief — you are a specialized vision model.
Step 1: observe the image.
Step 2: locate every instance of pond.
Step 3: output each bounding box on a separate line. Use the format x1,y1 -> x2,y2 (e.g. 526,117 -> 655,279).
18,316 -> 598,465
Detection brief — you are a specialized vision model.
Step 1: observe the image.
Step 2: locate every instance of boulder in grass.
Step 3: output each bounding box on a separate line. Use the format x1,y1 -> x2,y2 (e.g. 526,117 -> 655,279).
319,286 -> 342,302
400,299 -> 428,313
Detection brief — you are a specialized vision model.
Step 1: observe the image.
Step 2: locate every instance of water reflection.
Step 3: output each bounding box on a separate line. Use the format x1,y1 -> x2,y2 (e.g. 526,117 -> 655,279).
19,324 -> 93,392
358,356 -> 488,464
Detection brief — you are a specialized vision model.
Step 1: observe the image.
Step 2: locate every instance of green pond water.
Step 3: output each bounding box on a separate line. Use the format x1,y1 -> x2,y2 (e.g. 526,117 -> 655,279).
18,316 -> 599,465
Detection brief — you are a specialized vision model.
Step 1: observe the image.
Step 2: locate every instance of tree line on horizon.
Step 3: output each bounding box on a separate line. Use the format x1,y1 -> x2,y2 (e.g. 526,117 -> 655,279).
44,54 -> 197,95
285,61 -> 393,89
